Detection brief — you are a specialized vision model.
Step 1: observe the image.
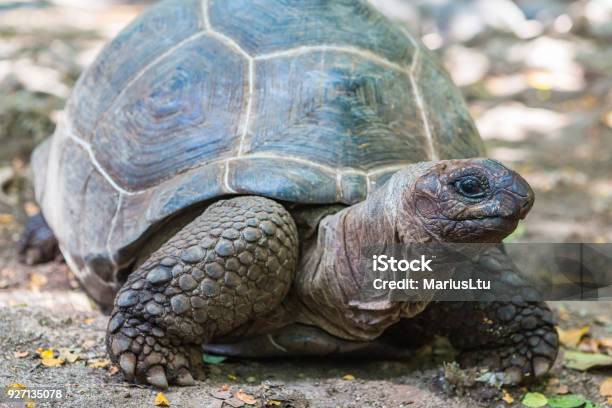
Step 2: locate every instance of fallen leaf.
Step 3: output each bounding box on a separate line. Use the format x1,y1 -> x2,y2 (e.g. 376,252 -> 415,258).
83,317 -> 95,325
14,351 -> 29,358
203,354 -> 227,365
227,374 -> 238,381
7,383 -> 27,390
342,374 -> 355,381
600,378 -> 612,397
28,273 -> 48,292
57,348 -> 79,364
154,392 -> 170,407
235,390 -> 257,405
502,389 -> 514,404
0,214 -> 14,224
37,348 -> 54,360
557,326 -> 590,348
225,398 -> 245,408
598,338 -> 612,349
41,358 -> 64,367
108,366 -> 120,376
578,338 -> 600,353
265,400 -> 282,407
547,394 -> 586,408
564,350 -> 612,371
88,359 -> 110,369
221,384 -> 230,391
522,392 -> 548,408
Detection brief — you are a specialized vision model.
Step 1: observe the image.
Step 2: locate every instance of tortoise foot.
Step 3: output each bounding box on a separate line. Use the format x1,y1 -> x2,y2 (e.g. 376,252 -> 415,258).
416,301 -> 558,385
18,213 -> 60,265
106,312 -> 202,388
455,302 -> 558,384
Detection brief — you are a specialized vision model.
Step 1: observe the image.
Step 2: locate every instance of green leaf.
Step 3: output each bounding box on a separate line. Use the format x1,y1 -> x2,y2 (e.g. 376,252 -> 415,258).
522,392 -> 548,408
563,350 -> 612,371
584,402 -> 601,408
202,354 -> 227,365
547,394 -> 586,408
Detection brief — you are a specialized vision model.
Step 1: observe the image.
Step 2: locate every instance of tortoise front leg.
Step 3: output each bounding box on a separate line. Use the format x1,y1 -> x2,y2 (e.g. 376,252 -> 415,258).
106,196 -> 298,388
415,301 -> 559,384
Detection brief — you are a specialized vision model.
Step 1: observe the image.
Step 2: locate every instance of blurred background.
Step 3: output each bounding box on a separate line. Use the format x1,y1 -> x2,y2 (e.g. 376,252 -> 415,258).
0,1 -> 610,406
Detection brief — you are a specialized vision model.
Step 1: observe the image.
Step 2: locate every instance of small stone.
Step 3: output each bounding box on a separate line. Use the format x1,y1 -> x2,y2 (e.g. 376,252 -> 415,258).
200,279 -> 220,298
147,266 -> 172,285
202,263 -> 223,280
179,275 -> 198,291
215,240 -> 235,256
117,291 -> 139,307
171,294 -> 190,314
181,246 -> 206,263
145,302 -> 164,316
242,227 -> 261,242
260,221 -> 277,235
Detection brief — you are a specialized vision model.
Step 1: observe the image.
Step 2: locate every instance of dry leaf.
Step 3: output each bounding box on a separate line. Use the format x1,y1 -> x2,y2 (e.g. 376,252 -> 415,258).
88,359 -> 110,369
108,366 -> 120,376
37,348 -> 54,360
578,338 -> 600,353
0,214 -> 14,224
83,317 -> 96,325
265,400 -> 282,407
235,390 -> 257,405
557,326 -> 590,348
41,358 -> 64,367
342,374 -> 355,381
14,351 -> 29,358
599,338 -> 612,349
227,374 -> 238,381
600,378 -> 612,397
28,273 -> 48,292
221,384 -> 230,391
502,389 -> 514,404
154,392 -> 170,407
57,348 -> 79,364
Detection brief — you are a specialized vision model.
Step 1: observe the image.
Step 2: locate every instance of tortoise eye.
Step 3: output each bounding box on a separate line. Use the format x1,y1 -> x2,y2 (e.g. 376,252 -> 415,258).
455,176 -> 487,199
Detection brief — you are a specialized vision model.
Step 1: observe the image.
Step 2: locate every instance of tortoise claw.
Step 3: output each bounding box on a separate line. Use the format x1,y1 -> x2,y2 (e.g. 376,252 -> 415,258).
119,353 -> 136,381
146,365 -> 168,389
175,368 -> 195,386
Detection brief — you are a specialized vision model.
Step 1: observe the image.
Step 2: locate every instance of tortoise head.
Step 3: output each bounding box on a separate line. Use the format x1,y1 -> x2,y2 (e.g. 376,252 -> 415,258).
395,159 -> 534,243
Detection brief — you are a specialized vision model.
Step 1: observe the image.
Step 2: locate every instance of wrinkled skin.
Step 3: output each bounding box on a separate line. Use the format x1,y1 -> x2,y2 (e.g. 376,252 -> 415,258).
22,158 -> 558,389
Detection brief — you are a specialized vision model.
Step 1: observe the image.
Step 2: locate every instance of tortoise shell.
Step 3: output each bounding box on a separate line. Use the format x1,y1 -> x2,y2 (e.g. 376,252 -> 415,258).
32,0 -> 485,304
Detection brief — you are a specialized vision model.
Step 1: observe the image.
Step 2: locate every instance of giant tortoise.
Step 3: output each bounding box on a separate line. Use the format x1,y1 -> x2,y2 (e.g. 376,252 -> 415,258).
20,0 -> 558,389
